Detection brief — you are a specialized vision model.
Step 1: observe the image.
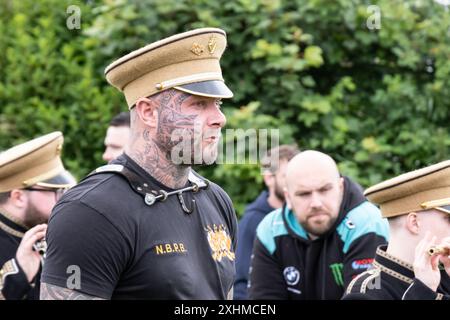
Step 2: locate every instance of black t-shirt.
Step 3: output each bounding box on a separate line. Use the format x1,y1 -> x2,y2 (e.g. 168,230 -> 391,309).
41,154 -> 237,299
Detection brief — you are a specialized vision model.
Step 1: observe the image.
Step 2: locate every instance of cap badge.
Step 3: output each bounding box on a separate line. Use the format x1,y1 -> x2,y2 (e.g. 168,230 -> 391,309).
208,35 -> 217,54
56,143 -> 62,155
190,43 -> 204,56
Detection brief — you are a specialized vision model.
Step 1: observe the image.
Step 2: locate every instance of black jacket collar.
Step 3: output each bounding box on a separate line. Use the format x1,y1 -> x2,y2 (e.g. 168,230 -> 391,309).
373,245 -> 415,284
0,209 -> 28,238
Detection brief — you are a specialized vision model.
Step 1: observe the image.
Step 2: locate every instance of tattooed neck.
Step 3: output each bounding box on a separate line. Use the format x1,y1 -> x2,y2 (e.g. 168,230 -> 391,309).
128,136 -> 191,189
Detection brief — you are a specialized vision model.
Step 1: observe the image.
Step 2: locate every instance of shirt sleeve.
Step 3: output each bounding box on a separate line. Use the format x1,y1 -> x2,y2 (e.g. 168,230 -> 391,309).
342,232 -> 387,288
226,198 -> 238,253
438,269 -> 450,294
41,200 -> 132,299
402,279 -> 450,300
340,202 -> 389,289
0,258 -> 32,300
211,183 -> 238,251
248,238 -> 288,300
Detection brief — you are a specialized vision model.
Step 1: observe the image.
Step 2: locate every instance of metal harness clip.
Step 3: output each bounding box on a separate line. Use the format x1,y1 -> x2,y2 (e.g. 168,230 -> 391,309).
90,165 -> 209,214
143,178 -> 207,214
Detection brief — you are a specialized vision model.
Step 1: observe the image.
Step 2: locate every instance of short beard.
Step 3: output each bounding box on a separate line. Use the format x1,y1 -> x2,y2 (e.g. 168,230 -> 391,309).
170,129 -> 221,166
23,201 -> 48,228
273,179 -> 285,202
300,214 -> 338,238
198,139 -> 220,165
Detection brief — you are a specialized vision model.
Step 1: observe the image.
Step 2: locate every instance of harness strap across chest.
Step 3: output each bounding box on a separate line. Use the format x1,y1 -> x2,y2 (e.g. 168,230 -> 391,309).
87,164 -> 209,214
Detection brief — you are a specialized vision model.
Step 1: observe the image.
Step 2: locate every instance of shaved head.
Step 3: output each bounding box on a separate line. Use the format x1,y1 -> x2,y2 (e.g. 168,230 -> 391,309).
286,150 -> 340,190
284,150 -> 344,239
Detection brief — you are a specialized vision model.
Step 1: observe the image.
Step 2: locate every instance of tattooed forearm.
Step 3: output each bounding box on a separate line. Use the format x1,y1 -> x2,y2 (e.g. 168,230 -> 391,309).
40,282 -> 105,300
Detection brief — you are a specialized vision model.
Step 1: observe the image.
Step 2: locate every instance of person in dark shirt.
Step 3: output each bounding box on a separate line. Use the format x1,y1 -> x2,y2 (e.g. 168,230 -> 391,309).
343,160 -> 450,300
234,144 -> 299,300
249,150 -> 389,299
40,28 -> 237,300
0,132 -> 73,300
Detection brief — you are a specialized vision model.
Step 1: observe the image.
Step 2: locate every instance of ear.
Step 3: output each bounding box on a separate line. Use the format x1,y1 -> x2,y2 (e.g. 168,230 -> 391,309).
338,176 -> 344,191
8,189 -> 28,208
405,211 -> 420,235
135,97 -> 158,128
284,188 -> 292,210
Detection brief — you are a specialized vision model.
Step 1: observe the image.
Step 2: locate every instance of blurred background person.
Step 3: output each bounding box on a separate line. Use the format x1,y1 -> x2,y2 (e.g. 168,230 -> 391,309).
102,111 -> 130,163
344,160 -> 450,300
234,144 -> 299,300
249,150 -> 389,299
0,132 -> 74,300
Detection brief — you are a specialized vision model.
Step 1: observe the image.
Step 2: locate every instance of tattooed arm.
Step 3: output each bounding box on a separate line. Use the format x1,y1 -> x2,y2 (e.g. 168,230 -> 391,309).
40,282 -> 105,300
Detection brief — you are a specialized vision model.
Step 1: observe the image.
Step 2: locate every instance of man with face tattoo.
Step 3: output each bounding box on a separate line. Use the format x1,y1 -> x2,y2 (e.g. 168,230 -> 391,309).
40,28 -> 237,300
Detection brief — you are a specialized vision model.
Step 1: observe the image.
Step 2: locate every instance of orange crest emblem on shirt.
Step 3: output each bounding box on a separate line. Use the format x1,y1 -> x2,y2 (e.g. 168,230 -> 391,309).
205,224 -> 235,262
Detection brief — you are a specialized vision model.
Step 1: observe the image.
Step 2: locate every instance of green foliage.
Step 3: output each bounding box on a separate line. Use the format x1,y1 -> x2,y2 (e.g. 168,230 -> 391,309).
1,0 -> 449,216
0,0 -> 124,180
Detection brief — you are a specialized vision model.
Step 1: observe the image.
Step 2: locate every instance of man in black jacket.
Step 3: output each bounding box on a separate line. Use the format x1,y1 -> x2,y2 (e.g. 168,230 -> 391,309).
343,160 -> 450,300
0,132 -> 73,299
234,144 -> 299,300
249,150 -> 389,299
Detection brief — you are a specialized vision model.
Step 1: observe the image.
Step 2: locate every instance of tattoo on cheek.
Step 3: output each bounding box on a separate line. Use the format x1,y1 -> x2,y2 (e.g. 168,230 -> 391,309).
148,89 -> 199,156
157,110 -> 197,145
164,114 -> 196,129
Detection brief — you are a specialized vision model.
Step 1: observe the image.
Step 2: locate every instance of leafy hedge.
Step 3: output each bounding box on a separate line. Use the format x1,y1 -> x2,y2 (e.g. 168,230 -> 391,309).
1,0 -> 449,215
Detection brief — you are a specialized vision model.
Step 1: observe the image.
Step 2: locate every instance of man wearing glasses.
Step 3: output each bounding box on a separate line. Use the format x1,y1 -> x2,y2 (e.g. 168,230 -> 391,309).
343,160 -> 450,300
0,131 -> 74,300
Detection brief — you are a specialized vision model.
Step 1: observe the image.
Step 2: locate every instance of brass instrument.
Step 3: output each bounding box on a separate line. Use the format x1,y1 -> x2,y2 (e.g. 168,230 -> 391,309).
427,246 -> 449,256
33,239 -> 47,257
